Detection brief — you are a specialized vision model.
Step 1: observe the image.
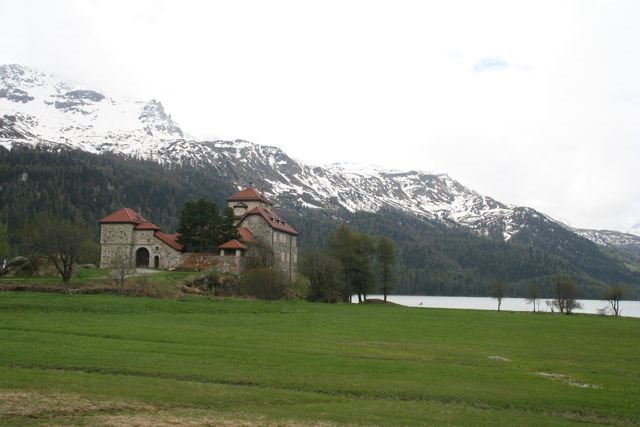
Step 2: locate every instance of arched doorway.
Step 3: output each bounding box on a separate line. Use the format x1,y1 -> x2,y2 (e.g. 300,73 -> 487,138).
154,255 -> 160,269
135,247 -> 150,268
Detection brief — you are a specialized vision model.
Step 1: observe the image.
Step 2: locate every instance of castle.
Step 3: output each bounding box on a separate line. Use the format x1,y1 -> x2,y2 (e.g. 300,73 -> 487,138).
99,187 -> 298,279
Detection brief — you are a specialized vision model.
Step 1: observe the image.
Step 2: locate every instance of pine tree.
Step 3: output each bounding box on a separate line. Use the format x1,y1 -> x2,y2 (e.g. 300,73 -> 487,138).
220,206 -> 239,242
0,223 -> 9,260
376,236 -> 397,302
177,199 -> 221,252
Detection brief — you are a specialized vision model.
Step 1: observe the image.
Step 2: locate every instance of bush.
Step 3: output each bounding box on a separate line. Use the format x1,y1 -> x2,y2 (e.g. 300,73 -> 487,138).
240,268 -> 290,300
181,272 -> 241,297
287,275 -> 311,300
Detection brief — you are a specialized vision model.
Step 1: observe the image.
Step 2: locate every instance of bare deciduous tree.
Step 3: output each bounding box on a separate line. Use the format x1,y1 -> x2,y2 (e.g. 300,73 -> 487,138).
490,281 -> 508,312
602,285 -> 626,317
553,274 -> 581,314
19,215 -> 95,292
526,284 -> 540,313
110,251 -> 134,295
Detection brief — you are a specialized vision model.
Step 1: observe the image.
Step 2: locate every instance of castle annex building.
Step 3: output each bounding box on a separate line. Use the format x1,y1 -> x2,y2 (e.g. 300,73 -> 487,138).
99,187 -> 298,279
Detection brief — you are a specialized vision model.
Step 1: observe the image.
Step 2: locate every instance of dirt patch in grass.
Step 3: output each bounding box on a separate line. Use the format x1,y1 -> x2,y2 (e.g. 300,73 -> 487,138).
96,412 -> 333,427
0,390 -> 336,426
0,389 -> 152,418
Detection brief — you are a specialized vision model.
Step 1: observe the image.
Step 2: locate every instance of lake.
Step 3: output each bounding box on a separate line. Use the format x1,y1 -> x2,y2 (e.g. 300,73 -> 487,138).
354,295 -> 640,318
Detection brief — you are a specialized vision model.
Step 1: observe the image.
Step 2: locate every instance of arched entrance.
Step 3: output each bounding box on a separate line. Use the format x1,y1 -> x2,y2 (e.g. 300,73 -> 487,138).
135,247 -> 150,268
154,255 -> 160,269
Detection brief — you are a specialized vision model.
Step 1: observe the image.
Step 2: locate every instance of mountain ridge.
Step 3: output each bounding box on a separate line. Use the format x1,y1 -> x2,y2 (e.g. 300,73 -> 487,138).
2,63 -> 639,255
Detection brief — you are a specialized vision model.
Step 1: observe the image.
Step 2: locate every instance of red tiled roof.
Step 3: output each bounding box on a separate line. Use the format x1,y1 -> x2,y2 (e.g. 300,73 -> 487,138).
100,208 -> 183,251
100,208 -> 161,230
238,227 -> 255,242
155,231 -> 184,251
227,187 -> 272,205
99,208 -> 151,224
135,222 -> 160,231
218,239 -> 248,250
239,207 -> 298,235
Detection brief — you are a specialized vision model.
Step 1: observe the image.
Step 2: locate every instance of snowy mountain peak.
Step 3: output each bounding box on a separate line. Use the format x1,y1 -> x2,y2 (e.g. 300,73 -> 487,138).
0,64 -> 187,153
138,100 -> 184,138
2,64 -> 637,253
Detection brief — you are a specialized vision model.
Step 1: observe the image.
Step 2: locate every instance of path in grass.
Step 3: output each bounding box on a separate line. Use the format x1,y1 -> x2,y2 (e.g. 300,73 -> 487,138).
0,292 -> 638,426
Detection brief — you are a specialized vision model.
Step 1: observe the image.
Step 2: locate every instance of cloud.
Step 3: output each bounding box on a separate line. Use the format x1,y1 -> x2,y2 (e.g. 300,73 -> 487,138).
472,57 -> 510,72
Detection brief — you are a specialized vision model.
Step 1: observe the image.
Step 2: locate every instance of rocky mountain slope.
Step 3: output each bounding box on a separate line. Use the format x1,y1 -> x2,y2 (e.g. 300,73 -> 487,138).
2,63 -> 639,255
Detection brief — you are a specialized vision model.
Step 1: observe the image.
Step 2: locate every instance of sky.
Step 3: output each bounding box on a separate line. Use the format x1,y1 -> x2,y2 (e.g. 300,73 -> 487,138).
1,0 -> 639,233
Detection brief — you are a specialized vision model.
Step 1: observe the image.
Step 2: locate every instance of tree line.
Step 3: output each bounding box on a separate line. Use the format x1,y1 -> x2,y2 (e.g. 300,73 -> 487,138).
2,146 -> 639,299
300,223 -> 397,303
490,273 -> 628,317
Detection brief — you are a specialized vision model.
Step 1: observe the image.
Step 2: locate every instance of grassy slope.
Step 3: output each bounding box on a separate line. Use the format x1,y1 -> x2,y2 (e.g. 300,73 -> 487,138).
0,293 -> 638,426
0,269 -> 210,296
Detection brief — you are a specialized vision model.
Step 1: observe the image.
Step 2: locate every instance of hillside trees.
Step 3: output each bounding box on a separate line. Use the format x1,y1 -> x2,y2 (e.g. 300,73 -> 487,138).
18,214 -> 96,291
0,146 -> 234,244
0,223 -> 8,261
3,147 -> 639,299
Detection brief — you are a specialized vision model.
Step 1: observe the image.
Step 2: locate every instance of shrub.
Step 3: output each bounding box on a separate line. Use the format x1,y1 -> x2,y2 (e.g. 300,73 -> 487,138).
240,268 -> 290,300
180,272 -> 241,297
287,275 -> 311,300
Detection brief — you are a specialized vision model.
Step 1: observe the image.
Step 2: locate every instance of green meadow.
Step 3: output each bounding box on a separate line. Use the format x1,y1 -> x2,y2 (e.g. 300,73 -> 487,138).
0,292 -> 638,426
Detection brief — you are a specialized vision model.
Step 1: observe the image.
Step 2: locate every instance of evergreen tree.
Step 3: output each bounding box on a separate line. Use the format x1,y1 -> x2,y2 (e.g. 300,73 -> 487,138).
0,223 -> 9,260
220,206 -> 239,242
327,224 -> 376,303
177,199 -> 221,252
376,236 -> 397,302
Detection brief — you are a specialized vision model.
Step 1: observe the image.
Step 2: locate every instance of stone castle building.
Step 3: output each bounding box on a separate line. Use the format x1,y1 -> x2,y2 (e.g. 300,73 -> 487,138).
99,186 -> 298,279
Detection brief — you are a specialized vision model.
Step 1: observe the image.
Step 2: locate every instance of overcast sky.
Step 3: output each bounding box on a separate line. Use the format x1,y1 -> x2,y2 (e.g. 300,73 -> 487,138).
1,0 -> 639,233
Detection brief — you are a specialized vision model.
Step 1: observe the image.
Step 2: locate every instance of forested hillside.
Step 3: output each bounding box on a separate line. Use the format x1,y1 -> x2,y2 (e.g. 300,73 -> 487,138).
0,146 -> 234,235
1,146 -> 638,298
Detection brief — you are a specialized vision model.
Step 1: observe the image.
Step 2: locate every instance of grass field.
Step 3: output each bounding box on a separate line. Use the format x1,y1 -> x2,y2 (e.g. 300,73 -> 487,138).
0,292 -> 638,426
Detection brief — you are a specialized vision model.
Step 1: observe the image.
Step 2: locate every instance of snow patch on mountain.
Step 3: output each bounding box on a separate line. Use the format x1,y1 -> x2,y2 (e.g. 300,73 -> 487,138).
0,64 -> 188,155
1,64 -> 634,249
573,229 -> 640,248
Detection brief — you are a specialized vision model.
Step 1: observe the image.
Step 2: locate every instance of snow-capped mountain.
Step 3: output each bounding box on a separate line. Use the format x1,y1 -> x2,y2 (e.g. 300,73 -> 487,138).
1,64 -> 638,251
0,64 -> 186,154
573,228 -> 640,256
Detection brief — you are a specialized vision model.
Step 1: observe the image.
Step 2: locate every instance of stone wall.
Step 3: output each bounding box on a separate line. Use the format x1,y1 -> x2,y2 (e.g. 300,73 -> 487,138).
180,253 -> 244,274
100,224 -> 183,270
240,215 -> 298,281
100,223 -> 134,268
